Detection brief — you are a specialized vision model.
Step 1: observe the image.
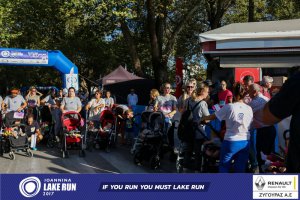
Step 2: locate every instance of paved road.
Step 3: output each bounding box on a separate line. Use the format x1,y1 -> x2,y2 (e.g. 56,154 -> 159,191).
0,143 -> 177,174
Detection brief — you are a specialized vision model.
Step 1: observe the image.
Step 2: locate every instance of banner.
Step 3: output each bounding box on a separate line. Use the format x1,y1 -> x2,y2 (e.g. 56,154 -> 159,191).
0,49 -> 48,64
235,68 -> 261,83
65,74 -> 79,91
0,174 -> 298,200
175,58 -> 183,98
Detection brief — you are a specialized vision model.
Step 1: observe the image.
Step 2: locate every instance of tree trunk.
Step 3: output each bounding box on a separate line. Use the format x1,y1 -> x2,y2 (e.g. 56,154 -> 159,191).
146,0 -> 166,88
120,20 -> 143,76
248,0 -> 255,22
205,0 -> 234,80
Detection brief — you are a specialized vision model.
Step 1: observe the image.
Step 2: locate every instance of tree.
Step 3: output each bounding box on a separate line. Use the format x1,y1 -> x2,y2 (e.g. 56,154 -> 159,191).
248,0 -> 255,22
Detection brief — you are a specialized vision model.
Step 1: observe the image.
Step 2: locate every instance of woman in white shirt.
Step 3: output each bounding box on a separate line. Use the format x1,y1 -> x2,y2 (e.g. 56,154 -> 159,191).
85,90 -> 105,125
202,83 -> 253,173
104,91 -> 114,110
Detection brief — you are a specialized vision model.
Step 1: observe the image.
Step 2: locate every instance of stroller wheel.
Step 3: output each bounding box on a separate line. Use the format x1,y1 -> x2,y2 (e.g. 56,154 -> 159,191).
9,152 -> 15,160
26,149 -> 33,157
150,155 -> 160,170
47,139 -> 54,148
62,151 -> 69,158
133,152 -> 142,165
176,158 -> 183,173
79,150 -> 85,157
87,142 -> 93,152
105,145 -> 111,153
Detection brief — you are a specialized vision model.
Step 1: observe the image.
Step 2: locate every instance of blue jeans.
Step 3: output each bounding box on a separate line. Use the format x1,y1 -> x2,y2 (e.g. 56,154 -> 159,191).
249,129 -> 258,169
219,140 -> 249,173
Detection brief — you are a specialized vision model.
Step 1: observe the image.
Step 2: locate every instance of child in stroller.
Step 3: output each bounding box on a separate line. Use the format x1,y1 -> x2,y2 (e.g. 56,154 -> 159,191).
0,111 -> 33,160
176,122 -> 221,173
200,128 -> 221,173
94,110 -> 116,152
61,111 -> 85,158
132,111 -> 164,169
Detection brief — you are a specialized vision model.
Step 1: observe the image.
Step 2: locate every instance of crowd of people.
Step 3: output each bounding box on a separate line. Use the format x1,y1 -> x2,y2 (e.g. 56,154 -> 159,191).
0,67 -> 299,173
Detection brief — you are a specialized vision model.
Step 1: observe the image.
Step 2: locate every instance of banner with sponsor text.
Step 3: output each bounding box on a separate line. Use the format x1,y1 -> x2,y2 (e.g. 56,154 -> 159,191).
0,174 -> 298,200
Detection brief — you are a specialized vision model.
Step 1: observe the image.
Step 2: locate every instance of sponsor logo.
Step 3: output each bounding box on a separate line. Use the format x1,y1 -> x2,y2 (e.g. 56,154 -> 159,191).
1,51 -> 10,57
255,176 -> 266,190
19,176 -> 41,198
19,177 -> 77,197
253,175 -> 298,199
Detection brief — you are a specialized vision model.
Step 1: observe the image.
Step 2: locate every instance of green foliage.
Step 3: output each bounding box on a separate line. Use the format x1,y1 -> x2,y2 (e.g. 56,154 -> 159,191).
0,0 -> 299,90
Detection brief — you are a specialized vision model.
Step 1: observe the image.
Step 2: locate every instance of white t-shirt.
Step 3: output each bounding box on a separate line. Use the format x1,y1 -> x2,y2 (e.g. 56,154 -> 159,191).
215,102 -> 253,141
4,95 -> 26,112
61,97 -> 81,112
42,95 -> 56,105
105,97 -> 114,108
157,94 -> 177,115
88,98 -> 105,121
26,95 -> 40,107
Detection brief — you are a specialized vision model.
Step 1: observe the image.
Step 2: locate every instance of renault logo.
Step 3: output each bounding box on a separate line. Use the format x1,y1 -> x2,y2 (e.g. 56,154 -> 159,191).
255,176 -> 266,190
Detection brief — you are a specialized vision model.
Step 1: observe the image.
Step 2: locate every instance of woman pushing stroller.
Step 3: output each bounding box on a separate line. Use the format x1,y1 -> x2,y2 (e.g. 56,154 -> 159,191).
60,87 -> 82,114
2,87 -> 27,114
85,90 -> 105,129
179,82 -> 211,173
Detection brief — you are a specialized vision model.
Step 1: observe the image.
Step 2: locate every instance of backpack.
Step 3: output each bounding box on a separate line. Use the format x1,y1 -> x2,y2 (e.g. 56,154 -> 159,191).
177,100 -> 202,142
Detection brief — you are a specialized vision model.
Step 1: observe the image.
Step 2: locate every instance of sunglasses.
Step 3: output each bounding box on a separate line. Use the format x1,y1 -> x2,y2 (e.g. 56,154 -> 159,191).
186,86 -> 194,88
32,90 -> 36,92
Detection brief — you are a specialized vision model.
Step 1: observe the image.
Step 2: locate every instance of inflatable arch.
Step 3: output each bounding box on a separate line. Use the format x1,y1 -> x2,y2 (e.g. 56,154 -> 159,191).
0,48 -> 79,90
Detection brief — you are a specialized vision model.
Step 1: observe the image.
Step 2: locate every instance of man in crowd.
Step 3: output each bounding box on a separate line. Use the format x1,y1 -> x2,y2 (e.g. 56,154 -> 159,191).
261,76 -> 273,99
258,68 -> 300,172
248,83 -> 276,172
127,89 -> 138,107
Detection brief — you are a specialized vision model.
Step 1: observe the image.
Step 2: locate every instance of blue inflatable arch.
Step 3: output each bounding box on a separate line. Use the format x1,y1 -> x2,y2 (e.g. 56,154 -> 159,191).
0,48 -> 79,90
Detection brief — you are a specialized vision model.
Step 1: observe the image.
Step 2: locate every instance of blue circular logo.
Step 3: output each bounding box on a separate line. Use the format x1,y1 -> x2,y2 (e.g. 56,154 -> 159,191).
19,177 -> 41,198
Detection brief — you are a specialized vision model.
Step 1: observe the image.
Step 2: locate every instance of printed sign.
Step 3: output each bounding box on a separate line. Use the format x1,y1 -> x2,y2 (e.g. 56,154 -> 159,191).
0,49 -> 48,64
235,68 -> 260,83
253,175 -> 298,199
65,73 -> 79,91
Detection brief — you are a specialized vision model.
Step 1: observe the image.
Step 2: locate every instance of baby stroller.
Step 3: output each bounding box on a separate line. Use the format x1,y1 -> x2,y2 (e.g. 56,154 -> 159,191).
176,122 -> 221,173
133,111 -> 164,169
87,110 -> 116,152
98,110 -> 116,152
0,111 -> 32,160
61,111 -> 85,158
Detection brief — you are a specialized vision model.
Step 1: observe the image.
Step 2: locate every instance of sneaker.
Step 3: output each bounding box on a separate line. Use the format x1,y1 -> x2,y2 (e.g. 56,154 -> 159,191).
31,147 -> 38,151
55,136 -> 60,143
251,166 -> 260,174
130,148 -> 135,155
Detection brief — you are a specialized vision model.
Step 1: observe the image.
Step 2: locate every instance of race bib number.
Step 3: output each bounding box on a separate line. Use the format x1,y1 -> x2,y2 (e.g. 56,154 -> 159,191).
13,112 -> 24,119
